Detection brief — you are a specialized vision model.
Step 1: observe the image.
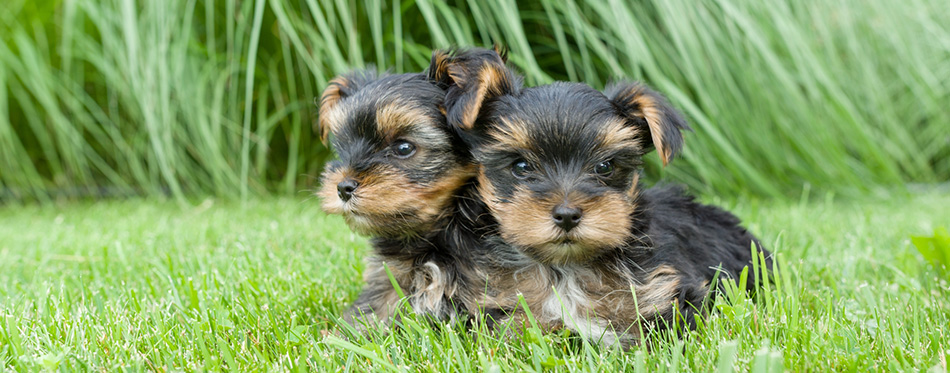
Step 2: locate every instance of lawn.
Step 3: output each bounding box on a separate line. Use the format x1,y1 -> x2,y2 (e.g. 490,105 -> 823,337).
1,190 -> 948,371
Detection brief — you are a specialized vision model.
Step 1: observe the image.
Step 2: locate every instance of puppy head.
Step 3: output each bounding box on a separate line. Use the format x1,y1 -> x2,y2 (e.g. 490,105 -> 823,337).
440,67 -> 688,264
316,71 -> 475,238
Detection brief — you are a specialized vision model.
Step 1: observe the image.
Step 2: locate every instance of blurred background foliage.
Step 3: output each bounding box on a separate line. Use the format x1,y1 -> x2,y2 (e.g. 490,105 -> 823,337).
1,0 -> 948,204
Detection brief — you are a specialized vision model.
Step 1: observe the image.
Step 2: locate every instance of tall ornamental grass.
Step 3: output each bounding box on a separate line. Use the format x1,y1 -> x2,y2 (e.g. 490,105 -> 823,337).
1,0 -> 948,203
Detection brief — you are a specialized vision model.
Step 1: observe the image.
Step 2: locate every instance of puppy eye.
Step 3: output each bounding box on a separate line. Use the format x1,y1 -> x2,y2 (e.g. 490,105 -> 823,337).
391,141 -> 416,158
511,160 -> 533,180
594,160 -> 614,177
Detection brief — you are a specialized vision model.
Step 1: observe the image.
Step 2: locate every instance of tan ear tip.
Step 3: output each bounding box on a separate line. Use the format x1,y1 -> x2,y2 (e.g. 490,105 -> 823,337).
493,44 -> 509,62
317,118 -> 330,144
430,49 -> 450,65
652,139 -> 670,167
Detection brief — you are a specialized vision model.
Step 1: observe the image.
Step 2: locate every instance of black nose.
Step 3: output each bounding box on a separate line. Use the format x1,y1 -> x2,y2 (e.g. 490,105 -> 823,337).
337,178 -> 358,202
552,205 -> 582,232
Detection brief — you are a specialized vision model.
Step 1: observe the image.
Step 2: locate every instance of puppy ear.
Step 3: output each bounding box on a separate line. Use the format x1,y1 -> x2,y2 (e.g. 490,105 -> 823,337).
427,49 -> 453,88
316,71 -> 375,143
492,43 -> 510,63
427,47 -> 519,130
605,81 -> 690,166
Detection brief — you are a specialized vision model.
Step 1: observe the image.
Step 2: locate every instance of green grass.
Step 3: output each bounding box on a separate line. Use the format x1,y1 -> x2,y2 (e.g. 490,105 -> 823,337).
1,191 -> 948,371
1,0 -> 949,202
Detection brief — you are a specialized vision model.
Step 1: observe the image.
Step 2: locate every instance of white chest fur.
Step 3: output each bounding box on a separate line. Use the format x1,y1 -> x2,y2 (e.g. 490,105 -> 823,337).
539,266 -> 625,347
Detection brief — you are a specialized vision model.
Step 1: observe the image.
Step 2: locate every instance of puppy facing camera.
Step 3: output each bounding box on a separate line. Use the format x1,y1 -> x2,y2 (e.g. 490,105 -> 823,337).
432,47 -> 769,347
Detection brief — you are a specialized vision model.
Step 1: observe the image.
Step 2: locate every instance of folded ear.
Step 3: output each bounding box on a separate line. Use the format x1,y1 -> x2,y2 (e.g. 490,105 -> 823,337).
427,46 -> 519,130
427,49 -> 454,89
316,71 -> 376,143
605,81 -> 690,166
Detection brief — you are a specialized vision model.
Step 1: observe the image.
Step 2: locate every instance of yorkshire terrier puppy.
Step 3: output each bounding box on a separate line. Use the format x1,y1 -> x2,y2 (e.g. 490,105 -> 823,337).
433,49 -> 771,347
317,67 -> 485,328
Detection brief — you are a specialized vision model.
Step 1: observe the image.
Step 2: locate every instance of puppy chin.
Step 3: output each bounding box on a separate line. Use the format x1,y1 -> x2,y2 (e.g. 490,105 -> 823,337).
509,224 -> 623,265
338,211 -> 371,234
316,191 -> 377,234
532,241 -> 596,265
340,206 -> 428,238
328,201 -> 379,235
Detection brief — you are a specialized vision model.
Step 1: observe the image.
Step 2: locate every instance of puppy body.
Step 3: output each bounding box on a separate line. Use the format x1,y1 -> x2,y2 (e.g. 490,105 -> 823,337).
474,237 -> 697,347
473,187 -> 749,347
636,185 -> 769,295
434,50 -> 771,347
318,70 -> 494,327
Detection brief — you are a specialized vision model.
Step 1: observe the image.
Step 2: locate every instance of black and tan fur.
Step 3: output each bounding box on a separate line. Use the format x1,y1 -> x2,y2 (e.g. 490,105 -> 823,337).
316,50 -> 519,329
432,49 -> 771,347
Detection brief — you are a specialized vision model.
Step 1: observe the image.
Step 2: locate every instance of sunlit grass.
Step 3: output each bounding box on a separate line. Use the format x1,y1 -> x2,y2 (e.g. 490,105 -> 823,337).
1,192 -> 948,370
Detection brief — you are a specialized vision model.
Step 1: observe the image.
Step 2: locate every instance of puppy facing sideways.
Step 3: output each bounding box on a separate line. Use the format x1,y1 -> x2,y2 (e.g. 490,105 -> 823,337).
316,51 -> 511,329
433,49 -> 772,347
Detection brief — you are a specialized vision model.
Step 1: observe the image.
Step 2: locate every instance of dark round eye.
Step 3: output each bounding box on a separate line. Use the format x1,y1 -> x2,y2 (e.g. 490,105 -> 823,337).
594,160 -> 614,177
511,160 -> 533,179
392,141 -> 416,158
